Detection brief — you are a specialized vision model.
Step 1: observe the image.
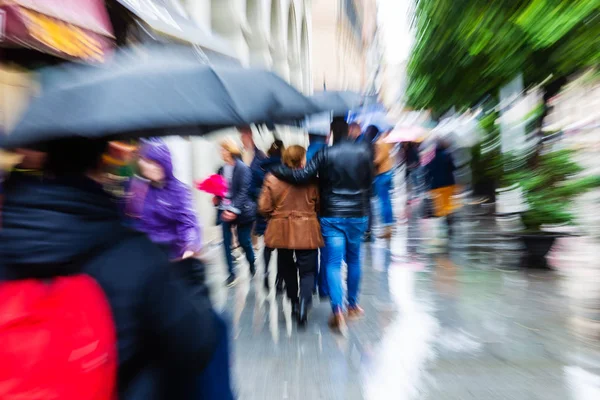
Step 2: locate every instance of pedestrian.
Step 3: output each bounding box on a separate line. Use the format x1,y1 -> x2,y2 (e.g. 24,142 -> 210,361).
259,145 -> 323,326
216,139 -> 257,287
306,133 -> 328,162
0,138 -> 218,399
405,142 -> 422,196
127,139 -> 235,400
362,125 -> 379,241
258,140 -> 285,291
306,133 -> 329,299
128,139 -> 201,261
271,117 -> 373,334
425,139 -> 457,238
239,126 -> 267,248
372,129 -> 396,239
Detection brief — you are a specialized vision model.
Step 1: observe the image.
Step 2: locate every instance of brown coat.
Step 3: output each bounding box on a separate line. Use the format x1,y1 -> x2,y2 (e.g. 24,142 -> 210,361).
258,174 -> 324,250
374,140 -> 394,176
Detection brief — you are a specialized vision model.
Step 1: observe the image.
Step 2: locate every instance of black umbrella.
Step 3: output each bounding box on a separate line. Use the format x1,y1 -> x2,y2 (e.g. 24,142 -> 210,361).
2,47 -> 322,149
309,91 -> 364,117
303,112 -> 331,136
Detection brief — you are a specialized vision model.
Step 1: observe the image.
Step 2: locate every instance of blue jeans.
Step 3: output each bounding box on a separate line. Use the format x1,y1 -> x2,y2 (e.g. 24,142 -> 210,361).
374,171 -> 394,226
320,217 -> 368,313
222,221 -> 255,275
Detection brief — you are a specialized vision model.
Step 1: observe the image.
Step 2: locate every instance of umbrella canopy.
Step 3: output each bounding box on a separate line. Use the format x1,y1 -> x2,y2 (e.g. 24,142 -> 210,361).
2,47 -> 322,149
309,91 -> 364,117
303,112 -> 332,136
347,104 -> 394,132
385,126 -> 429,143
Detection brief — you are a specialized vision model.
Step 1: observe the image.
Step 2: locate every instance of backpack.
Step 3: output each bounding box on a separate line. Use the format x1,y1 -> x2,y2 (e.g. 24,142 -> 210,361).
0,274 -> 117,399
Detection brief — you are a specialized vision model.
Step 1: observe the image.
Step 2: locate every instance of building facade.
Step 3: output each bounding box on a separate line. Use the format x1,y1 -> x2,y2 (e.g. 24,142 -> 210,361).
166,0 -> 314,241
311,0 -> 377,93
1,0 -> 313,242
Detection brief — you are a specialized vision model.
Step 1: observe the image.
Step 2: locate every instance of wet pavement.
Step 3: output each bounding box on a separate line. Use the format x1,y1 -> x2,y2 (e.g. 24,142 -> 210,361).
202,215 -> 600,400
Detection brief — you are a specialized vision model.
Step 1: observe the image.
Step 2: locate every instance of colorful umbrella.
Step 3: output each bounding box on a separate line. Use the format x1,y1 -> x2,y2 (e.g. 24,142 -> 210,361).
195,174 -> 228,198
385,126 -> 429,143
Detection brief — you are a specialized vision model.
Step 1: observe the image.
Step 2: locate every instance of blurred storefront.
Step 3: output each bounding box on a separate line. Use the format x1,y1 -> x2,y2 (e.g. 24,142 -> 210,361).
0,0 -> 115,131
1,0 -> 315,243
311,0 -> 378,93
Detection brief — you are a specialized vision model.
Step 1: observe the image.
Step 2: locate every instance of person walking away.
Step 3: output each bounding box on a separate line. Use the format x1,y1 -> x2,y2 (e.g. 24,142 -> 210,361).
362,126 -> 380,241
257,140 -> 285,291
239,126 -> 267,248
259,145 -> 323,326
425,140 -> 457,240
306,133 -> 328,162
272,117 -> 373,334
372,130 -> 395,239
0,138 -> 218,400
306,133 -> 329,299
405,142 -> 422,197
216,139 -> 257,287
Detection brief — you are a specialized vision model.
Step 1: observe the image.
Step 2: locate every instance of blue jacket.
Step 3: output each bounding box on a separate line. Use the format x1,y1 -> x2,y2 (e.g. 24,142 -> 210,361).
248,147 -> 267,201
306,143 -> 326,162
425,148 -> 456,190
218,159 -> 257,225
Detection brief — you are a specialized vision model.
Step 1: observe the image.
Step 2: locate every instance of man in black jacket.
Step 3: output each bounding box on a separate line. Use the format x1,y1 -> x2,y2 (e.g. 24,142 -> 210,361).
0,139 -> 218,399
271,118 -> 374,333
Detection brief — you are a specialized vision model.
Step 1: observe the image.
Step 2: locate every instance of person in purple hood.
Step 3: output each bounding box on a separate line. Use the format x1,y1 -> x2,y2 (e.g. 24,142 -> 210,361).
128,139 -> 202,260
128,139 -> 235,399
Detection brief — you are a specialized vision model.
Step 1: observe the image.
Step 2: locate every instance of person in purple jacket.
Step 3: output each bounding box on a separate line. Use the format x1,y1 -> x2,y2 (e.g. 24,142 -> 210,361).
128,139 -> 202,260
128,139 -> 234,400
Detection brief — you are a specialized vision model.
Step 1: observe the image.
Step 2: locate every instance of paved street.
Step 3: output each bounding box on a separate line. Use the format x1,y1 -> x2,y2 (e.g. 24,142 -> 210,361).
200,221 -> 600,400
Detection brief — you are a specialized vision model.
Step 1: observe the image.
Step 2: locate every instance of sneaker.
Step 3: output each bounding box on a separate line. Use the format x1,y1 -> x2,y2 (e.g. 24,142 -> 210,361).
378,226 -> 393,240
225,274 -> 237,287
328,311 -> 348,336
347,306 -> 365,321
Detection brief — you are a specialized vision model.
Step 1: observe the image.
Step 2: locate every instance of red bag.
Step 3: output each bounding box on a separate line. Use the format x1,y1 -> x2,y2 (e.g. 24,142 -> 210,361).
0,275 -> 117,399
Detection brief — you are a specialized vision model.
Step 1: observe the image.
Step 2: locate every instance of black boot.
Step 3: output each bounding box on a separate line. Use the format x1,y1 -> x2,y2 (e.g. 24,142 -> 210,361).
298,299 -> 308,327
291,301 -> 300,318
275,278 -> 284,295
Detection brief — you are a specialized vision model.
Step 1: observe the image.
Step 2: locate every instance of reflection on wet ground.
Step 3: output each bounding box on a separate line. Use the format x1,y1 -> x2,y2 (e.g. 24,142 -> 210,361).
203,218 -> 600,400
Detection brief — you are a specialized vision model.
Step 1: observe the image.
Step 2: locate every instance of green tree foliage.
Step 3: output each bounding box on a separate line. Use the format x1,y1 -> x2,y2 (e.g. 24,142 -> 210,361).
406,0 -> 600,113
471,110 -> 502,186
503,149 -> 600,230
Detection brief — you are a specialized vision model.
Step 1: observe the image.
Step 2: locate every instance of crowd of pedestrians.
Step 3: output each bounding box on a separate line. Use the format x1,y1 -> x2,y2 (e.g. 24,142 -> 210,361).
0,119 -> 458,398
215,118 -> 395,332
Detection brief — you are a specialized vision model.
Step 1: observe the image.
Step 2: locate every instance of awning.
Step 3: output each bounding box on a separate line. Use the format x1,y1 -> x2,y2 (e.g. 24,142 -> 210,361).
0,0 -> 114,62
115,0 -> 236,59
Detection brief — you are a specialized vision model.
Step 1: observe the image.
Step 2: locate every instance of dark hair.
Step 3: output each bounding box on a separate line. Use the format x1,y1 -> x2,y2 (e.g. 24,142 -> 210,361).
330,117 -> 348,143
363,125 -> 380,143
44,138 -> 108,176
308,133 -> 326,144
267,140 -> 285,158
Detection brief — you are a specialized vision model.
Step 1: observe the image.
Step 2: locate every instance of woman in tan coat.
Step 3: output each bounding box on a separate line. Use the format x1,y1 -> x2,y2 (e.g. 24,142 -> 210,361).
258,145 -> 323,326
